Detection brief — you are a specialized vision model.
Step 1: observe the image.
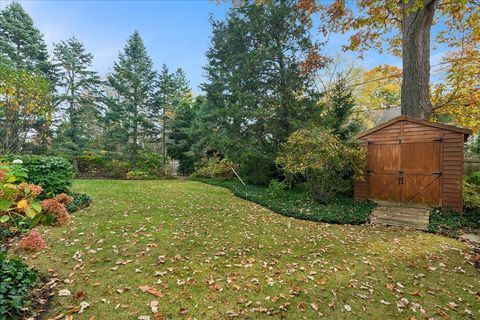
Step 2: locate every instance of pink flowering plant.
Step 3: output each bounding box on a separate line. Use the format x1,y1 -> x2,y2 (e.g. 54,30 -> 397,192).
17,229 -> 46,252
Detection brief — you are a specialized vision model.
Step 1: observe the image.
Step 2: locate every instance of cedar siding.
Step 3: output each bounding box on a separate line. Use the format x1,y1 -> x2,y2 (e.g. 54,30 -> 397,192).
354,116 -> 470,213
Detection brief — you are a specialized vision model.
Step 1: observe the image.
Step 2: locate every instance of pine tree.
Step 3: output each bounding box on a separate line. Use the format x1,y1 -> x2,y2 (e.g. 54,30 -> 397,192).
106,31 -> 157,161
203,0 -> 326,183
156,66 -> 192,171
53,37 -> 100,172
321,80 -> 362,140
0,2 -> 53,78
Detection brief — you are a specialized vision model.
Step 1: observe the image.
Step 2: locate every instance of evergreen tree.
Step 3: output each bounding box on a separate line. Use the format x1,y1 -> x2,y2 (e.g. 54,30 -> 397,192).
156,64 -> 176,167
0,2 -> 53,78
105,31 -> 157,161
156,66 -> 192,171
321,80 -> 362,140
168,97 -> 196,174
53,37 -> 100,172
203,0 -> 326,183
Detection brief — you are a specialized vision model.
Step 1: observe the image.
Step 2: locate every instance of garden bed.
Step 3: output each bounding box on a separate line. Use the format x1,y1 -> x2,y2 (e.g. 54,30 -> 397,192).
191,177 -> 376,225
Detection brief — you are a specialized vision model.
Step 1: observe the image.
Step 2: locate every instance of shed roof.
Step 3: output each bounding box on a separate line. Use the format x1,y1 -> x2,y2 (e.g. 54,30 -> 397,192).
356,115 -> 472,140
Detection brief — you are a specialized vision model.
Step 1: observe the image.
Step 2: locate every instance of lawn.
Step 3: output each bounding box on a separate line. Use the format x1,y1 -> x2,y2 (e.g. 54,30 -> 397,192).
26,179 -> 479,319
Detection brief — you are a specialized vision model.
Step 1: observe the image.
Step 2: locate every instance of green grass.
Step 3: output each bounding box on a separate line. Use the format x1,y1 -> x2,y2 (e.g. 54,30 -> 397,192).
22,179 -> 479,319
191,177 -> 376,225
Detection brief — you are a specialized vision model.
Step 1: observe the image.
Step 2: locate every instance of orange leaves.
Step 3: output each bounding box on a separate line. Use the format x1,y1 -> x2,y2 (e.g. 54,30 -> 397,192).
139,285 -> 164,298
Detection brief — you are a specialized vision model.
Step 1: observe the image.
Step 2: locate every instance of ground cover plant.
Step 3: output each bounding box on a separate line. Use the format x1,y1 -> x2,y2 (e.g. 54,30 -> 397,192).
25,179 -> 480,319
192,177 -> 375,225
0,252 -> 39,319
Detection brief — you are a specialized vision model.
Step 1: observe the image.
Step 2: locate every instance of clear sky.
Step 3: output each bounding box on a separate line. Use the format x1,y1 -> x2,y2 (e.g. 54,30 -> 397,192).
2,0 -> 448,92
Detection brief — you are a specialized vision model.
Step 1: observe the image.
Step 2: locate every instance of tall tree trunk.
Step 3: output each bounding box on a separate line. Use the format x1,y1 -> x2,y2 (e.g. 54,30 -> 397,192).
401,0 -> 437,119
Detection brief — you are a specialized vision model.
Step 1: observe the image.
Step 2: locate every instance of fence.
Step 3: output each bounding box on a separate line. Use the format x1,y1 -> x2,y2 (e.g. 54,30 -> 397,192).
465,158 -> 480,175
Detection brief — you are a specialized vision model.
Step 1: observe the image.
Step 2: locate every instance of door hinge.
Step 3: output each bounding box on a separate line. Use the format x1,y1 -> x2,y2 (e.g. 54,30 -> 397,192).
432,171 -> 442,176
367,141 -> 374,145
432,138 -> 443,142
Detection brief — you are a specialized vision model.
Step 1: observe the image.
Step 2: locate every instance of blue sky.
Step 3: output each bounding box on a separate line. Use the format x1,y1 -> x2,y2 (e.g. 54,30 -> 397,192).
3,1 -> 448,92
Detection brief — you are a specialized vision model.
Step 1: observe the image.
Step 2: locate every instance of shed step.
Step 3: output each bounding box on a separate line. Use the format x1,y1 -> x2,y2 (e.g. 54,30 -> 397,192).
371,205 -> 430,230
372,213 -> 428,223
373,219 -> 428,230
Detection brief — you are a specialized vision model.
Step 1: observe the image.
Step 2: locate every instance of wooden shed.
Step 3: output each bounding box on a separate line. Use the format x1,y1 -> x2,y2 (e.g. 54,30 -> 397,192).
354,115 -> 471,213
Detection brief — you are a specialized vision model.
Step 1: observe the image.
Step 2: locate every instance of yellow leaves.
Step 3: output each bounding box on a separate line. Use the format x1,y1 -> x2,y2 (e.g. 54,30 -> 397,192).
17,199 -> 28,210
432,47 -> 480,132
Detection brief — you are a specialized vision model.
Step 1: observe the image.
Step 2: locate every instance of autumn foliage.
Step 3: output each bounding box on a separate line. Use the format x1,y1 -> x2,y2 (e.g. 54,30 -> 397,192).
18,229 -> 46,252
41,194 -> 73,227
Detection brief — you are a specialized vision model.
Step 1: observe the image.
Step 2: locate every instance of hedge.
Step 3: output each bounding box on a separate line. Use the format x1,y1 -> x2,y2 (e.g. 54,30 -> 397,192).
0,155 -> 74,197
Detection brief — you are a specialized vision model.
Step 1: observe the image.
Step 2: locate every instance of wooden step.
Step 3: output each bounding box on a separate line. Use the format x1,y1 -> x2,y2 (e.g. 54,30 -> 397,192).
374,206 -> 430,216
371,205 -> 430,230
372,213 -> 429,224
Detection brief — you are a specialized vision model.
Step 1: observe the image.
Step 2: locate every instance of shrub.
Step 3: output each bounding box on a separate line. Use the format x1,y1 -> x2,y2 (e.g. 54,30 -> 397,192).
17,229 -> 46,252
126,170 -> 150,180
105,160 -> 132,178
66,192 -> 92,213
0,155 -> 74,196
464,179 -> 480,211
77,154 -> 131,178
77,153 -> 107,176
193,157 -> 238,179
276,128 -> 365,203
268,179 -> 288,197
135,150 -> 165,176
428,209 -> 480,238
466,171 -> 480,186
0,252 -> 38,318
0,163 -> 44,226
41,196 -> 72,227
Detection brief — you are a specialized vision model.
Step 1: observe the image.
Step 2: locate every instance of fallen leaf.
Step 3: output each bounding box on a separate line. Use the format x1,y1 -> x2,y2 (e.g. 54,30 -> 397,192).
150,300 -> 159,313
79,301 -> 90,314
139,285 -> 163,298
58,289 -> 72,296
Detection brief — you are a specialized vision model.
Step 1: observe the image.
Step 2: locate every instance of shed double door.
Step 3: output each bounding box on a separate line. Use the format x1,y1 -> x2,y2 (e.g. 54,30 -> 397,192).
367,140 -> 442,206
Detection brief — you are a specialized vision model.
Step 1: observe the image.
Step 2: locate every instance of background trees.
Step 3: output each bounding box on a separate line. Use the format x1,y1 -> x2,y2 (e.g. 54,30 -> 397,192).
53,37 -> 100,172
0,62 -> 51,153
301,0 -> 479,122
105,31 -> 158,161
202,0 -> 326,183
0,2 -> 53,79
0,1 -> 477,183
0,2 -> 53,153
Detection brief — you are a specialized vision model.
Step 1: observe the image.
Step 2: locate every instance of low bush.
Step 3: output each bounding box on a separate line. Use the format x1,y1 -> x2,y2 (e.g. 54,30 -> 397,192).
66,192 -> 92,213
276,128 -> 365,203
126,170 -> 150,180
77,154 -> 131,178
464,179 -> 480,211
0,155 -> 74,196
135,150 -> 165,176
1,163 -> 74,229
0,252 -> 38,318
267,179 -> 288,197
17,229 -> 46,252
192,177 -> 375,225
193,157 -> 238,179
466,171 -> 480,186
428,209 -> 480,238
